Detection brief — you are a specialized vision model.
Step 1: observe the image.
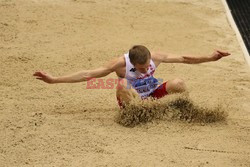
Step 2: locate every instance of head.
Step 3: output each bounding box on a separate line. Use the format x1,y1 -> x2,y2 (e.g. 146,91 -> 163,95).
129,45 -> 151,73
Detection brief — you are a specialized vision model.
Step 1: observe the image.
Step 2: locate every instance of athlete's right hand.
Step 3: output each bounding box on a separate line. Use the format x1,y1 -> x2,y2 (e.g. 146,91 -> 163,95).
33,71 -> 56,84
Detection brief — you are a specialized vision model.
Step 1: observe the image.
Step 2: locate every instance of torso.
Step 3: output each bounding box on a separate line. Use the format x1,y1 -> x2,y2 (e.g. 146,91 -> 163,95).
116,53 -> 159,98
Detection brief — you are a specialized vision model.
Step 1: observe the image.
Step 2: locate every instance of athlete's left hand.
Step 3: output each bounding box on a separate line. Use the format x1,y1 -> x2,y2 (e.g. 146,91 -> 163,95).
210,50 -> 231,61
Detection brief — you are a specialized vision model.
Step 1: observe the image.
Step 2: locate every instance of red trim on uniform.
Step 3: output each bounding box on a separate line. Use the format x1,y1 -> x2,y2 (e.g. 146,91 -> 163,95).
150,82 -> 168,99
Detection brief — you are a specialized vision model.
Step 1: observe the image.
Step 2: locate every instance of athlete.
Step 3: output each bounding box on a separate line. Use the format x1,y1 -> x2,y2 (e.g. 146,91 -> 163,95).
33,45 -> 230,108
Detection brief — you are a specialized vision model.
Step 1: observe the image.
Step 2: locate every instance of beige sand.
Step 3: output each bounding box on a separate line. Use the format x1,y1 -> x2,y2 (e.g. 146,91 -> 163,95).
1,0 -> 250,166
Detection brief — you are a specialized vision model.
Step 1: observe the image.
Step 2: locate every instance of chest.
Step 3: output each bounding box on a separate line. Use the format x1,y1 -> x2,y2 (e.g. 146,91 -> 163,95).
126,64 -> 155,80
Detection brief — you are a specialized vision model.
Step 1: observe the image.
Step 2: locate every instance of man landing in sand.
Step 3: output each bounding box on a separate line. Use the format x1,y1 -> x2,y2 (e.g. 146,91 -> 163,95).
33,45 -> 230,108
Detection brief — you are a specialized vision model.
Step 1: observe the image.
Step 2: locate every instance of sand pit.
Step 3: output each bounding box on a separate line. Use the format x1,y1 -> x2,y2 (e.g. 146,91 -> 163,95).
117,93 -> 228,127
1,0 -> 250,166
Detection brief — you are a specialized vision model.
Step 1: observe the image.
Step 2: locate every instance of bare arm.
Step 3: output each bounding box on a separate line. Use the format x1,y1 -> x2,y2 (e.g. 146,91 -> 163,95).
152,50 -> 231,66
33,57 -> 123,84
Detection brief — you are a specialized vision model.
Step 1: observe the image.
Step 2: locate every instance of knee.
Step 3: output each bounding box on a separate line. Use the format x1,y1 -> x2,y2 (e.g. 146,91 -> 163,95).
116,79 -> 138,105
116,79 -> 131,96
171,78 -> 186,92
116,79 -> 128,91
172,78 -> 185,86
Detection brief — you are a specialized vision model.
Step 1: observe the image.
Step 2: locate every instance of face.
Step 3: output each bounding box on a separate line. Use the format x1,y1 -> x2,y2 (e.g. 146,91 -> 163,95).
134,59 -> 150,74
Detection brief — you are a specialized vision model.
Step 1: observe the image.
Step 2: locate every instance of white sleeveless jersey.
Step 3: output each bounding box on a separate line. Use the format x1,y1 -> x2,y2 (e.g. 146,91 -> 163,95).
124,53 -> 159,98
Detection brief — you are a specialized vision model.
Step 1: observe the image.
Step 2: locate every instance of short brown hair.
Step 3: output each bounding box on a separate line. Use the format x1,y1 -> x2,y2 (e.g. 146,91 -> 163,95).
129,45 -> 151,65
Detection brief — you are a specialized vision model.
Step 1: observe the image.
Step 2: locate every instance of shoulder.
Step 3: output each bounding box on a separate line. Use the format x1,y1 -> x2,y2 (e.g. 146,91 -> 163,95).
114,55 -> 126,67
105,55 -> 126,70
151,52 -> 161,60
151,51 -> 164,67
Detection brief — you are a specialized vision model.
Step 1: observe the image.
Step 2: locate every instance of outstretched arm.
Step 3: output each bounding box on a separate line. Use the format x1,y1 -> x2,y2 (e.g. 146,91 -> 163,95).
152,50 -> 231,66
33,57 -> 123,84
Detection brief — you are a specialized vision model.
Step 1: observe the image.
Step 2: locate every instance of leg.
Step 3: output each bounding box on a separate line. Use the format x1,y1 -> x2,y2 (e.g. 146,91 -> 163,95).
166,78 -> 187,94
116,79 -> 140,108
149,78 -> 188,99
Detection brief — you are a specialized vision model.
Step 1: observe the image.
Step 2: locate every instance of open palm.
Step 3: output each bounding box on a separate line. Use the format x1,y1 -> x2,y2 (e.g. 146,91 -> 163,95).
33,71 -> 55,84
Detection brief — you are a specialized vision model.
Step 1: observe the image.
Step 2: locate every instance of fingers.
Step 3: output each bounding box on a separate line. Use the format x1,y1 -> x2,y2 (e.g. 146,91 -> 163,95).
33,71 -> 42,76
33,72 -> 38,76
33,71 -> 47,77
216,50 -> 231,56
